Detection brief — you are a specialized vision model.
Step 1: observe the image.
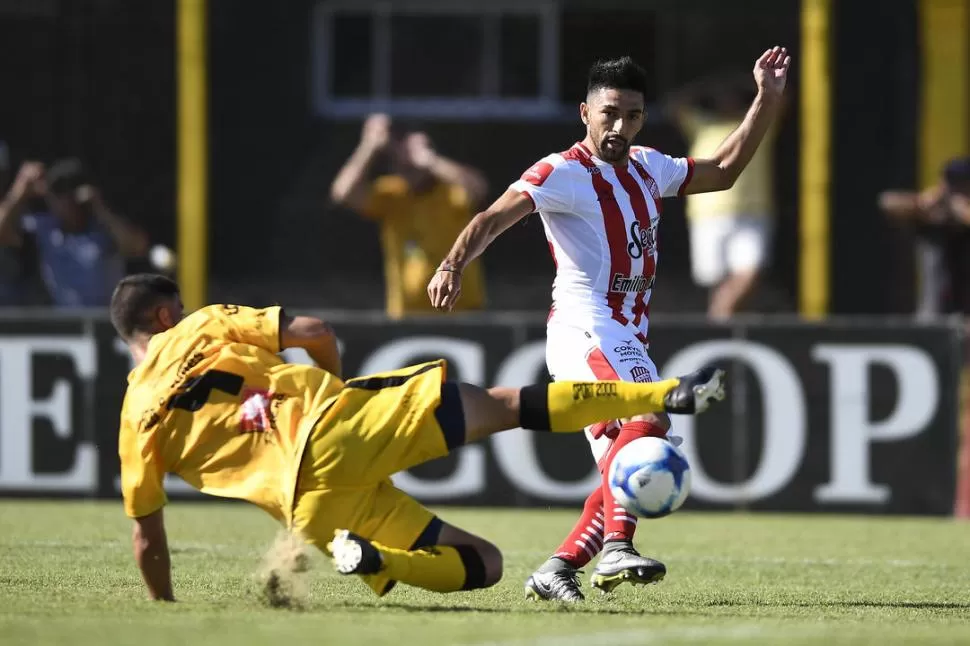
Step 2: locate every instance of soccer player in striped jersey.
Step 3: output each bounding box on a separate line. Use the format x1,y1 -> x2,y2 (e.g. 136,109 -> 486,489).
428,48 -> 790,601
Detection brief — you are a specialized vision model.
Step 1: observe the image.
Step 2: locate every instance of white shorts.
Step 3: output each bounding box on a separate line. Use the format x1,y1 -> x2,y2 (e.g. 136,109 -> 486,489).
689,216 -> 771,287
546,322 -> 661,468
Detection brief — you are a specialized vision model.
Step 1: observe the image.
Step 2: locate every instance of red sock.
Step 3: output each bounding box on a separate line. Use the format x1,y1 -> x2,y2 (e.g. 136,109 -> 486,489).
602,420 -> 668,542
552,487 -> 605,567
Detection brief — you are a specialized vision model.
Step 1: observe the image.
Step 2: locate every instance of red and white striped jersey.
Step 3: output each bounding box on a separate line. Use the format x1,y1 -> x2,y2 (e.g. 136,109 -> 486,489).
509,142 -> 694,343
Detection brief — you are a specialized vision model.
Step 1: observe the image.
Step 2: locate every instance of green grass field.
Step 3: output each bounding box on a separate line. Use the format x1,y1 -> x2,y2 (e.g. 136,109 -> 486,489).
2,501 -> 970,645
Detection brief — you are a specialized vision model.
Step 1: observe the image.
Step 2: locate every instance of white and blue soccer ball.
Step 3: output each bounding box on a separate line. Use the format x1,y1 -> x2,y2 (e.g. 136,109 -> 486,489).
608,436 -> 691,519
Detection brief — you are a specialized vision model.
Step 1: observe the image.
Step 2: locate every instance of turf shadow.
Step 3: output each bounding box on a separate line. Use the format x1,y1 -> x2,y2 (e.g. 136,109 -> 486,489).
325,600 -> 659,615
701,598 -> 970,611
814,600 -> 970,610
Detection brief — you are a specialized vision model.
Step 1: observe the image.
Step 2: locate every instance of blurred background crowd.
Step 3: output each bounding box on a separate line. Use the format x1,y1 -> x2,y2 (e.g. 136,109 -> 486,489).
0,0 -> 966,324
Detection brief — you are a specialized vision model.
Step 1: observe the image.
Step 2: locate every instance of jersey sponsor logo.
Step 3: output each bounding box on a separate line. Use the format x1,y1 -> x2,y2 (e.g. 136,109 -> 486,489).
613,339 -> 645,359
630,365 -> 653,383
627,220 -> 657,259
521,161 -> 554,186
572,382 -> 618,400
172,353 -> 205,391
630,158 -> 661,200
239,387 -> 278,433
610,272 -> 655,293
614,340 -> 646,364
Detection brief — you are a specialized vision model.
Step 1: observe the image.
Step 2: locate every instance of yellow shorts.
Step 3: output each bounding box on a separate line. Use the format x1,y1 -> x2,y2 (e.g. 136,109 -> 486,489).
291,360 -> 462,596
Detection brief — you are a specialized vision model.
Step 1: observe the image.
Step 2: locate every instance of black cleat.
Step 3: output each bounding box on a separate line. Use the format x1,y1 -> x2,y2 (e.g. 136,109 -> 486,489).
664,365 -> 726,414
525,568 -> 585,602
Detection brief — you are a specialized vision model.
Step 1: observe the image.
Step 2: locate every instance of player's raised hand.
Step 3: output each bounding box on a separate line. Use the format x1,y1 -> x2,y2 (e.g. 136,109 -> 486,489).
753,46 -> 791,99
9,161 -> 45,201
360,113 -> 391,152
427,268 -> 462,311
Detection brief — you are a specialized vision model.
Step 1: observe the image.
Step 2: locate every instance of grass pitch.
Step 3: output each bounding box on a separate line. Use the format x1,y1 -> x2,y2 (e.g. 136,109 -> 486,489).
2,501 -> 970,645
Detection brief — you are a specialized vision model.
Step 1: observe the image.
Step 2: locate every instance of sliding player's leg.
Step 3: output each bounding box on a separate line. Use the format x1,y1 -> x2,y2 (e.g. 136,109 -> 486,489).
455,363 -> 724,446
290,361 -> 502,597
324,358 -> 724,483
319,482 -> 502,596
297,359 -> 723,595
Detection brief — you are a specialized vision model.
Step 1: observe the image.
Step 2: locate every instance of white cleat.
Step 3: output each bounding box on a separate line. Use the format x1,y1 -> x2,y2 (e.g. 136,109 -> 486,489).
327,529 -> 383,575
590,549 -> 666,594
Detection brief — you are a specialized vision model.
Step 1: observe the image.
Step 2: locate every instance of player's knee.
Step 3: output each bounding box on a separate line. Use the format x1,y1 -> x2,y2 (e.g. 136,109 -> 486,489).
455,540 -> 503,590
479,540 -> 504,588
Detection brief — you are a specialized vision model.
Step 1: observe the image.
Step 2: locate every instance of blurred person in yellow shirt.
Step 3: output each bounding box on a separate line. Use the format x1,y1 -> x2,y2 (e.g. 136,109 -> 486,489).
667,76 -> 779,319
330,115 -> 487,318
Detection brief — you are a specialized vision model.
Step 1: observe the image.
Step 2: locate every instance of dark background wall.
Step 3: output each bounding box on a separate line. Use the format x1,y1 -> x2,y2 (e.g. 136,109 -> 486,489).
0,0 -> 923,315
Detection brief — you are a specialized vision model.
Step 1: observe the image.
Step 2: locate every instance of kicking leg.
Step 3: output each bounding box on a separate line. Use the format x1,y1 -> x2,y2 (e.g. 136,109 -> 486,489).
459,364 -> 726,445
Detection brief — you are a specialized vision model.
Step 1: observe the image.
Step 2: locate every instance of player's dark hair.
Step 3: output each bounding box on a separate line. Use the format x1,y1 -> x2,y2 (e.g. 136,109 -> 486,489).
46,158 -> 88,197
110,273 -> 180,340
586,56 -> 648,98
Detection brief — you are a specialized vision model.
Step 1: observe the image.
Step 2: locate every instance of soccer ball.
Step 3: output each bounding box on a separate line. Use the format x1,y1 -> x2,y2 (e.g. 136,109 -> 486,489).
608,436 -> 691,518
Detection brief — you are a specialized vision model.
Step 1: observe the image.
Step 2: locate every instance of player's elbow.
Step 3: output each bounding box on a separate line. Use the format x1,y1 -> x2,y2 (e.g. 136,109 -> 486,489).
716,165 -> 740,191
283,316 -> 335,349
329,182 -> 349,206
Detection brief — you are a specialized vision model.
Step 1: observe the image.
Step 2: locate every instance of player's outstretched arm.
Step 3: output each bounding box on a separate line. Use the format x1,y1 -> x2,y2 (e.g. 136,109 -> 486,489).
686,47 -> 790,195
280,313 -> 342,378
132,509 -> 174,601
428,189 -> 534,311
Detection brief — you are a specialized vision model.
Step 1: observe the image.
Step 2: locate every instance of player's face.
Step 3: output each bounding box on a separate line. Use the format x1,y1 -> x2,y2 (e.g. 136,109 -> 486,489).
581,88 -> 645,163
47,192 -> 84,229
390,134 -> 435,189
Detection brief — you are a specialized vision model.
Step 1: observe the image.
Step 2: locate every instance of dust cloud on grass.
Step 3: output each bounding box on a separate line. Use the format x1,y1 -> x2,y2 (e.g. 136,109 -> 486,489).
256,531 -> 312,609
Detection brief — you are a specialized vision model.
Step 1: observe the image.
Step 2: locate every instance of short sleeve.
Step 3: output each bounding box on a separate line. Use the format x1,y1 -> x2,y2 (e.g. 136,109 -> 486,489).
119,415 -> 168,519
635,148 -> 695,198
362,176 -> 408,220
508,155 -> 575,213
198,304 -> 284,353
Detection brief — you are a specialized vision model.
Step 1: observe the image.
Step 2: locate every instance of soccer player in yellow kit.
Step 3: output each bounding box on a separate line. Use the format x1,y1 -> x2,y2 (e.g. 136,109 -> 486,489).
113,274 -> 725,602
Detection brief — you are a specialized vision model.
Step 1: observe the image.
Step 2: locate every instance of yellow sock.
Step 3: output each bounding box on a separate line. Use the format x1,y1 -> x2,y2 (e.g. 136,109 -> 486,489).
370,542 -> 473,593
520,378 -> 680,432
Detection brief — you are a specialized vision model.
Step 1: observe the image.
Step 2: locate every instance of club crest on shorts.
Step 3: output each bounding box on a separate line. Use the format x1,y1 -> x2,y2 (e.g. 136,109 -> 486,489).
629,365 -> 652,383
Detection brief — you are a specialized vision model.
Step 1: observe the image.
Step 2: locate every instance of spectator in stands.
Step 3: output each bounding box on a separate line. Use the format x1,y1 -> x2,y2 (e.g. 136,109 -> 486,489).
0,158 -> 149,307
0,141 -> 23,305
329,114 -> 488,319
666,74 -> 780,320
879,157 -> 970,317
